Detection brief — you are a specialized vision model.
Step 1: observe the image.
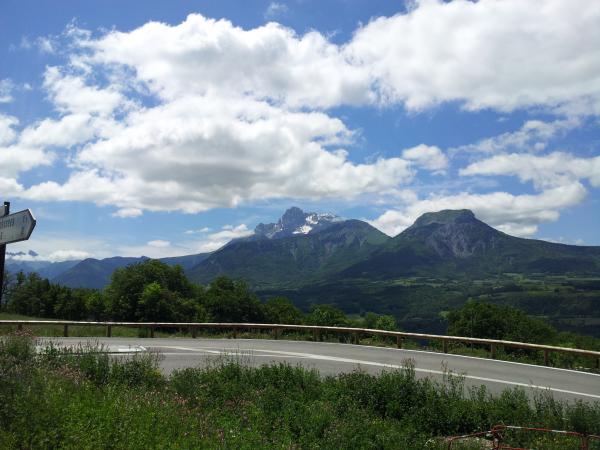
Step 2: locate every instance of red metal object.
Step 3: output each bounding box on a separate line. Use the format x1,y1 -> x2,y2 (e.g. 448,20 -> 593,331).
446,424 -> 600,449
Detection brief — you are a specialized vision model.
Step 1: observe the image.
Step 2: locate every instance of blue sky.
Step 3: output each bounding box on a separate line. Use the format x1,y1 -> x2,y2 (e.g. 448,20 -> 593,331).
1,0 -> 599,261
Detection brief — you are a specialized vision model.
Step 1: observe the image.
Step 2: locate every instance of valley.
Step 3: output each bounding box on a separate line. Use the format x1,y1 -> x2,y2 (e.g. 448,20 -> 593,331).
7,207 -> 600,337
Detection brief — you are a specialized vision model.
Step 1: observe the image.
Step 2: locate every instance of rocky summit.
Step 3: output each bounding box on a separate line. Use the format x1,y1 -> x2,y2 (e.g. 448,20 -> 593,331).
401,209 -> 502,259
254,206 -> 343,239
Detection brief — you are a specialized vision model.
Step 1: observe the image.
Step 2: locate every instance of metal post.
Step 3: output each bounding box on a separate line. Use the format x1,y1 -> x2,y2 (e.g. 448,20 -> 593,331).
0,202 -> 9,308
63,324 -> 69,337
490,344 -> 496,359
191,326 -> 197,338
544,349 -> 550,366
106,325 -> 112,337
443,339 -> 448,353
396,335 -> 403,349
150,327 -> 155,338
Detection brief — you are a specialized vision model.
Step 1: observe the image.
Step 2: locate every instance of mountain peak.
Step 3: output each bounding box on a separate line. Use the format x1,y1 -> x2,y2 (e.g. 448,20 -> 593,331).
412,209 -> 476,228
401,209 -> 500,258
255,207 -> 343,239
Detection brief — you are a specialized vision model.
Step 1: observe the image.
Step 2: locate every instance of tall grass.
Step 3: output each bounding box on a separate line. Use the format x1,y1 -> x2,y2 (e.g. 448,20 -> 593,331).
0,333 -> 599,449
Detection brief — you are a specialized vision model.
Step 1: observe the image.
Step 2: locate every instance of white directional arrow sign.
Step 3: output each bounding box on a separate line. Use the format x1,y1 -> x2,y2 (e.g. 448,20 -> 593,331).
0,209 -> 36,245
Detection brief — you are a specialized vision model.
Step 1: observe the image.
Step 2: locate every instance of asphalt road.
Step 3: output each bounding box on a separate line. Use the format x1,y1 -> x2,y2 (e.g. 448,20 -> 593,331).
42,337 -> 600,403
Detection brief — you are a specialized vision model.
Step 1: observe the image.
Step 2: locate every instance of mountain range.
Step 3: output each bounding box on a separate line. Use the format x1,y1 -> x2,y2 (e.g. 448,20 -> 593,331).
7,207 -> 600,290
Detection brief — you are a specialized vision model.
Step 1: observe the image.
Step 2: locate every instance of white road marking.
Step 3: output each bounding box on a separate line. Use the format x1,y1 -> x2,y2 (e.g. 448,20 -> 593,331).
154,345 -> 600,400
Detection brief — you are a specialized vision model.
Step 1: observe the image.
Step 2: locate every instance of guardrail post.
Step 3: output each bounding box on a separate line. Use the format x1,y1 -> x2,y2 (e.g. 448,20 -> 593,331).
543,349 -> 550,366
490,344 -> 496,359
17,323 -> 22,331
191,326 -> 197,339
272,328 -> 281,340
396,335 -> 403,349
63,324 -> 69,337
442,339 -> 448,353
313,329 -> 319,342
150,327 -> 155,338
106,325 -> 112,338
353,331 -> 360,345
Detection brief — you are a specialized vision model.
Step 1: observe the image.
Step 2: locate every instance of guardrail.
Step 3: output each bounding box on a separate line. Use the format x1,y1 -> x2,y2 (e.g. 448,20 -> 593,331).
2,320 -> 600,368
445,424 -> 600,449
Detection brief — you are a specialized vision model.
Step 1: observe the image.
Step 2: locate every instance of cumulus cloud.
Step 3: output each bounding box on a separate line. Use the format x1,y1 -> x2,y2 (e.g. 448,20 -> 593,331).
347,0 -> 600,113
84,14 -> 372,109
460,152 -> 600,189
370,182 -> 587,237
21,94 -> 413,212
43,67 -> 127,116
0,114 -> 18,145
402,144 -> 448,173
2,2 -> 600,221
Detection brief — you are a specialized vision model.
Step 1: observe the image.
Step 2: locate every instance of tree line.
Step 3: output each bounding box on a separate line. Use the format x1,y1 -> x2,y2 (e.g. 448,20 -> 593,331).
3,259 -> 599,351
2,260 -> 398,329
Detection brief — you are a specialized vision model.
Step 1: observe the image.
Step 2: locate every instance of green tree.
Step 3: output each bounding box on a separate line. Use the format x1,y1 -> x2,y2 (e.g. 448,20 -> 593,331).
86,291 -> 108,321
374,314 -> 397,331
447,300 -> 556,344
105,260 -> 195,321
203,276 -> 264,323
307,304 -> 347,327
263,297 -> 303,324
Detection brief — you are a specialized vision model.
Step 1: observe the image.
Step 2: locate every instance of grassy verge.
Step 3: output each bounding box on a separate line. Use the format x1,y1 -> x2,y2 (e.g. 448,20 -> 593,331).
1,312 -> 598,373
1,333 -> 599,449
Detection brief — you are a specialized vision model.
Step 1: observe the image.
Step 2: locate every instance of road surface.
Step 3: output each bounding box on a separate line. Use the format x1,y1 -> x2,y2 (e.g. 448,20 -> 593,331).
42,337 -> 600,403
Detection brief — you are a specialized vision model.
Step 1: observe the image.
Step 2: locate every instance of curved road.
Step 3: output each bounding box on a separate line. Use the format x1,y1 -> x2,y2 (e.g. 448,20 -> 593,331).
43,337 -> 600,403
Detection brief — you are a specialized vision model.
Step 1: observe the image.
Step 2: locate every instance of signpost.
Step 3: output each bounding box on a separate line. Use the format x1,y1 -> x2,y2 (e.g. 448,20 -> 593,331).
0,202 -> 36,306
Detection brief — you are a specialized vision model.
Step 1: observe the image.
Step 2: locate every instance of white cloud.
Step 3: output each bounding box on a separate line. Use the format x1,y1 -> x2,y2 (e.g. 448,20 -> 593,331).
85,14 -> 372,109
148,239 -> 170,248
370,182 -> 587,237
452,118 -> 581,154
3,3 -> 600,220
184,227 -> 211,235
402,144 -> 448,173
264,2 -> 289,20
9,249 -> 92,262
0,114 -> 19,145
112,208 -> 143,218
21,94 -> 414,212
189,224 -> 254,253
36,37 -> 55,54
0,79 -> 14,103
346,0 -> 600,114
9,234 -> 113,262
460,152 -> 600,189
43,67 -> 127,116
0,144 -> 54,179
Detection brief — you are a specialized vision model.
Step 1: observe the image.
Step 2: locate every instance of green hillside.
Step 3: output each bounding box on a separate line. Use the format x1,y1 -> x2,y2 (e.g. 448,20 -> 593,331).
189,219 -> 389,287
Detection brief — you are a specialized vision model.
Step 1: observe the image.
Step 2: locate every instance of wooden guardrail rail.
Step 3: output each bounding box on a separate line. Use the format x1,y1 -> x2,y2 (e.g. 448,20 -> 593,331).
2,320 -> 599,368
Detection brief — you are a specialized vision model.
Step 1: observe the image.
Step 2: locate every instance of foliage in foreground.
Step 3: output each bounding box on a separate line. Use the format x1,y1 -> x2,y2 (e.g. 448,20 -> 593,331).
1,335 -> 599,450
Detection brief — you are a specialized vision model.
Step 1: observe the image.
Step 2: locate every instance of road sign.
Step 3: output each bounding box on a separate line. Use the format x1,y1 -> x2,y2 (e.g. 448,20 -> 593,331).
0,209 -> 36,245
